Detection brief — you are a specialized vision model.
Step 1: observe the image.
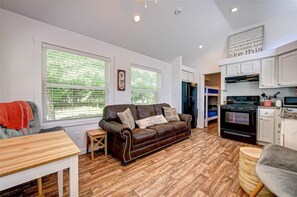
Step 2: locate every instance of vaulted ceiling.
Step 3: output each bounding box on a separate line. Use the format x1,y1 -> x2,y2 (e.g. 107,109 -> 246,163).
1,0 -> 296,66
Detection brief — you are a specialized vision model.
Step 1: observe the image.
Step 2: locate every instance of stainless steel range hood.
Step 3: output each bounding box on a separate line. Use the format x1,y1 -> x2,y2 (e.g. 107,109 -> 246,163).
225,74 -> 259,83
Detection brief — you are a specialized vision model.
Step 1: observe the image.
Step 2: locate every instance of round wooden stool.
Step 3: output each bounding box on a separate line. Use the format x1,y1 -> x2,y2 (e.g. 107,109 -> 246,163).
239,147 -> 273,197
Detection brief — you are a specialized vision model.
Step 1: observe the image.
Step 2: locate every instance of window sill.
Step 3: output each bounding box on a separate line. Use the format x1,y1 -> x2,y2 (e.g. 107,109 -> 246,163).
41,117 -> 102,129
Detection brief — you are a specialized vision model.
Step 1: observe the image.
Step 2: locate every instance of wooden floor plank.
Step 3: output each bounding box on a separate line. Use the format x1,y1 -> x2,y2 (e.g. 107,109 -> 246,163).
19,123 -> 254,197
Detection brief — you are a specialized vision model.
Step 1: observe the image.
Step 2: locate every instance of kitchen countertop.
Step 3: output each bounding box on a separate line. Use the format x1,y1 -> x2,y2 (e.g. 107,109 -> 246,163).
258,106 -> 280,109
282,108 -> 297,120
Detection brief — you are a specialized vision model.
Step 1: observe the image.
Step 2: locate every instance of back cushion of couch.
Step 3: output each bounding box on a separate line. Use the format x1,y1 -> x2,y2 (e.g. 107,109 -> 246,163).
136,103 -> 171,120
154,103 -> 171,115
136,105 -> 155,120
103,104 -> 137,123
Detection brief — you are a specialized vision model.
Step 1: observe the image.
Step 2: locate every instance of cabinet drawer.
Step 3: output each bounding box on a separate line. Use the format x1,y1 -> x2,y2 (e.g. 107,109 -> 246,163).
259,109 -> 275,117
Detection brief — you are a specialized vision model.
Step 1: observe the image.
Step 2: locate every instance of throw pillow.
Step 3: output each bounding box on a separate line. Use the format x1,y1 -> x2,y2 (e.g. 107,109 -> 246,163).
163,107 -> 180,122
135,115 -> 168,129
117,108 -> 135,130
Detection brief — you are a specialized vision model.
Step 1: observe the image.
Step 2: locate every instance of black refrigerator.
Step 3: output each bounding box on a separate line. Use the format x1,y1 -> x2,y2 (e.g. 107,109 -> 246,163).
182,81 -> 198,128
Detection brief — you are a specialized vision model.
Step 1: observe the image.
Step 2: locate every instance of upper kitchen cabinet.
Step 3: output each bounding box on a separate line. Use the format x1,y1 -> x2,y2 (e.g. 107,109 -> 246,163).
241,60 -> 260,74
226,63 -> 240,76
260,58 -> 276,88
278,50 -> 297,87
226,60 -> 260,76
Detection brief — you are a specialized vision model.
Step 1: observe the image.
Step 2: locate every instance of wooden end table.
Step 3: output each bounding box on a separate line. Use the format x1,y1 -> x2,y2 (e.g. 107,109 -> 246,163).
86,129 -> 107,160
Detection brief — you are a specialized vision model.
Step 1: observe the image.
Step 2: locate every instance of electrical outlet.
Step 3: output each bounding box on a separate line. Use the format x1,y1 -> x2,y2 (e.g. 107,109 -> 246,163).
75,132 -> 80,140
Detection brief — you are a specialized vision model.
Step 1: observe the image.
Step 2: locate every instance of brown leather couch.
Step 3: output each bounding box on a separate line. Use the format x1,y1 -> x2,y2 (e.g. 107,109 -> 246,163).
99,103 -> 192,165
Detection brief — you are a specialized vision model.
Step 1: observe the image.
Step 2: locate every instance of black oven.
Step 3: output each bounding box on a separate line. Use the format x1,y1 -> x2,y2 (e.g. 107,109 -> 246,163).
221,108 -> 256,133
220,96 -> 259,145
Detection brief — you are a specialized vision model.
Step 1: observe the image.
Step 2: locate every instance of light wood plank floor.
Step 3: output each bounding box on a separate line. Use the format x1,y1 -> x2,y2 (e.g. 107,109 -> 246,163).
24,123 -> 256,197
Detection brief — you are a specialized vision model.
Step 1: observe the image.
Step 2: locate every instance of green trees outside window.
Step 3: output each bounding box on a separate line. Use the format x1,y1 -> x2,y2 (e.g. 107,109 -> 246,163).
131,66 -> 161,105
43,45 -> 108,122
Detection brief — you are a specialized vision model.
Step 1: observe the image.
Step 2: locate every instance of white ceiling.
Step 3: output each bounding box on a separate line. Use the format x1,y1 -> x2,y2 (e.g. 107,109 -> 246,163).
1,0 -> 296,66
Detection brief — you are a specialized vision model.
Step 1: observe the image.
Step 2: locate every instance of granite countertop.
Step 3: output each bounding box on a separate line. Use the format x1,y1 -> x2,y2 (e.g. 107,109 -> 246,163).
258,106 -> 279,109
282,108 -> 297,120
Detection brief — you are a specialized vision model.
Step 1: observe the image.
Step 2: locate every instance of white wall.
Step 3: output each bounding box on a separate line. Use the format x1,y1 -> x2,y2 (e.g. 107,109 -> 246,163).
171,56 -> 182,112
0,9 -> 172,152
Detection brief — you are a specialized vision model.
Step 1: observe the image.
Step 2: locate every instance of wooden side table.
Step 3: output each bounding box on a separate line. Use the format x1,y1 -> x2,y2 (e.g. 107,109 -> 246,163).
86,129 -> 107,160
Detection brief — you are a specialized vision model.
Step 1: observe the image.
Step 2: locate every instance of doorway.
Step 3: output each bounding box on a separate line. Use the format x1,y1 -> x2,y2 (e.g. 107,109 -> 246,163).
204,72 -> 221,127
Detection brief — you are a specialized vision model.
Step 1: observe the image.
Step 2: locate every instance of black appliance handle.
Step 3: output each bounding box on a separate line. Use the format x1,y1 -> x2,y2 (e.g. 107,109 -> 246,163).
224,131 -> 252,138
221,108 -> 256,113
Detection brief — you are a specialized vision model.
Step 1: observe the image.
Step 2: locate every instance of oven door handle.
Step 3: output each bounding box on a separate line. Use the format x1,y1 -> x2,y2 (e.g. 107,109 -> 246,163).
221,109 -> 255,113
224,131 -> 252,138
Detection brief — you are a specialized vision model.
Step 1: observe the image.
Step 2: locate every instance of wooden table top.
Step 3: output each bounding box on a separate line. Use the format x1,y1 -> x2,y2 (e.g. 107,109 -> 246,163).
0,131 -> 80,177
87,129 -> 107,137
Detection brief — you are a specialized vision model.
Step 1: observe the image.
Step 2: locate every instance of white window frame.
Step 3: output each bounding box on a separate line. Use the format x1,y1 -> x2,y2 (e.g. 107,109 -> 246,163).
39,42 -> 112,126
131,64 -> 162,105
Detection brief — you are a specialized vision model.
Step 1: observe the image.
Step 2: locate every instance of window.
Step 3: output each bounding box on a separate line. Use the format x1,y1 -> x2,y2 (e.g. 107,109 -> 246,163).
131,65 -> 161,104
42,43 -> 110,122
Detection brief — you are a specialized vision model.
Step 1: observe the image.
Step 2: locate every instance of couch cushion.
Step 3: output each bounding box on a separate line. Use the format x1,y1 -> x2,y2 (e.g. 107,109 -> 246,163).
135,115 -> 168,129
167,121 -> 188,134
136,105 -> 155,120
103,104 -> 137,122
132,128 -> 157,145
148,124 -> 175,138
154,103 -> 171,115
117,108 -> 135,130
163,107 -> 180,122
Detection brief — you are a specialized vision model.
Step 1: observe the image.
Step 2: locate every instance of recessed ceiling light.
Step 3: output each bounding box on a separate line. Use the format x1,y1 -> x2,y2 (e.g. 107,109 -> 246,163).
144,4 -> 147,8
134,15 -> 141,23
198,45 -> 203,49
230,7 -> 238,13
155,0 -> 158,3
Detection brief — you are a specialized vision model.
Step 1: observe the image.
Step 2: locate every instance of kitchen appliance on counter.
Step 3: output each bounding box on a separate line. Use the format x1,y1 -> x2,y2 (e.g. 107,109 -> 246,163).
275,100 -> 282,108
283,96 -> 297,107
220,96 -> 260,144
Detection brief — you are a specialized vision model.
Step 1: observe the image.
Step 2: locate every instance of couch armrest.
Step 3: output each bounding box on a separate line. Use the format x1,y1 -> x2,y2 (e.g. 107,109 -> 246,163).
179,113 -> 192,133
99,120 -> 131,139
179,113 -> 192,123
39,126 -> 65,133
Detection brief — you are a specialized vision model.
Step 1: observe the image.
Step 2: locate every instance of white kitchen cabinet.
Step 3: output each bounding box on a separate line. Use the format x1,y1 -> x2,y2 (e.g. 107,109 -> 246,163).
226,63 -> 240,76
259,117 -> 275,143
260,58 -> 276,88
226,60 -> 260,76
278,50 -> 297,87
281,119 -> 297,151
182,70 -> 194,82
258,108 -> 276,144
241,60 -> 260,74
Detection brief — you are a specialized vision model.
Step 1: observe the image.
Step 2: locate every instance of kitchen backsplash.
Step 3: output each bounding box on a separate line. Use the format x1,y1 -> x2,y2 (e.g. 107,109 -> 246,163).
224,81 -> 296,102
